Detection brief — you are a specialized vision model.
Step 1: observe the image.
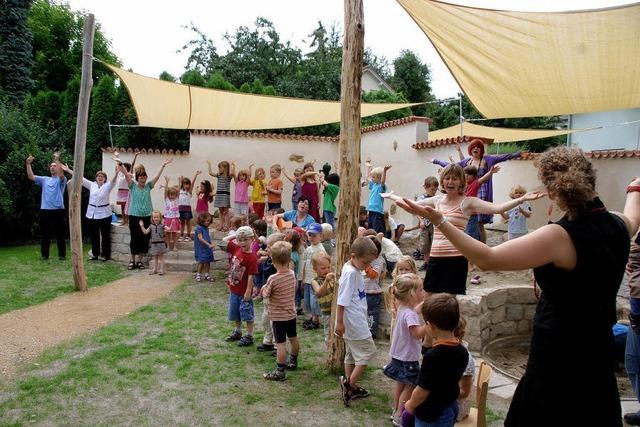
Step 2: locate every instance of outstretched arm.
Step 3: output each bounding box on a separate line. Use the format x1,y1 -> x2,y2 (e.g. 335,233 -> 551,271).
618,177 -> 640,237
454,141 -> 465,161
466,191 -> 545,216
282,166 -> 296,184
150,158 -> 172,186
382,191 -> 436,209
131,152 -> 139,170
478,165 -> 500,186
163,176 -> 170,199
26,155 -> 36,181
192,170 -> 201,192
381,164 -> 391,185
230,162 -> 237,181
207,160 -> 217,178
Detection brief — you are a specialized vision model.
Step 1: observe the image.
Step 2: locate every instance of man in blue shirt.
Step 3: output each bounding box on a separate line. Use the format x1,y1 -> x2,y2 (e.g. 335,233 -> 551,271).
26,153 -> 70,260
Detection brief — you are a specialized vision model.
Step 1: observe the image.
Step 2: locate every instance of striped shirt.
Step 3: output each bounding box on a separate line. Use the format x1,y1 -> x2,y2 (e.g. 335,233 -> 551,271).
430,196 -> 469,257
216,175 -> 231,195
128,181 -> 154,217
314,275 -> 336,315
262,270 -> 296,321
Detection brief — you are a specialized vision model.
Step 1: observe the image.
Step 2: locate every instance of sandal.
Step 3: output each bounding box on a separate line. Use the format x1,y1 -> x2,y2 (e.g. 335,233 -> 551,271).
263,369 -> 286,381
127,261 -> 136,270
284,355 -> 298,370
136,261 -> 145,270
340,375 -> 352,407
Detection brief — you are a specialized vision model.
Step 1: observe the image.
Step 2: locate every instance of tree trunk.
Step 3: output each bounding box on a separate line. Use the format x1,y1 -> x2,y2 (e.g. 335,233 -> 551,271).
69,14 -> 95,292
326,0 -> 364,371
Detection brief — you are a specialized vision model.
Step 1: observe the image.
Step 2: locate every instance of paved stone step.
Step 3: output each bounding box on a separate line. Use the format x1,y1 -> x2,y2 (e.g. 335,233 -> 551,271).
164,249 -> 226,261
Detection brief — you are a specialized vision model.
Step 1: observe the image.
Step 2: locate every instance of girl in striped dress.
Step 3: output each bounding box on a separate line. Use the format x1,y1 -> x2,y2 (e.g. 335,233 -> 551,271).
208,160 -> 232,232
383,163 -> 544,295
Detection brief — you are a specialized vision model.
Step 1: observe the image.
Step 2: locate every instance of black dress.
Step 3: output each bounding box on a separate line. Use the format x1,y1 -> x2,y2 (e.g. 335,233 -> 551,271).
505,198 -> 628,427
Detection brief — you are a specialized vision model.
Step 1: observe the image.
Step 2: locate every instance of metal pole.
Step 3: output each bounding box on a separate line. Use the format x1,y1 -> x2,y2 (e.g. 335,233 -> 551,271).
108,122 -> 114,148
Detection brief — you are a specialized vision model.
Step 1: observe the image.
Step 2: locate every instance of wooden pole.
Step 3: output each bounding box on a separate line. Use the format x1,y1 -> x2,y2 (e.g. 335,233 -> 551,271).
326,0 -> 364,371
68,14 -> 95,292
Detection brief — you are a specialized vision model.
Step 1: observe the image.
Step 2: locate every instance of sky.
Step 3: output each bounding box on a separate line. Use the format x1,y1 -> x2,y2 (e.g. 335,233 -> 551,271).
66,0 -> 634,99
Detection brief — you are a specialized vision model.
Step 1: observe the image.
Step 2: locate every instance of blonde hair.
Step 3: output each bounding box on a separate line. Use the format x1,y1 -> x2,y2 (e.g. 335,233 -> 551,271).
312,251 -> 331,268
167,186 -> 179,199
270,240 -> 292,266
454,316 -> 467,339
390,273 -> 422,304
439,163 -> 466,195
255,167 -> 265,179
351,236 -> 378,258
270,164 -> 282,173
371,167 -> 384,179
509,184 -> 526,199
151,210 -> 164,222
392,255 -> 417,277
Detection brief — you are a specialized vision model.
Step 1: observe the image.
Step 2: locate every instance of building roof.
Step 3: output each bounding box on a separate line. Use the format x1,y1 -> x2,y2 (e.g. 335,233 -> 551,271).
362,65 -> 395,92
101,147 -> 189,155
413,135 -> 494,150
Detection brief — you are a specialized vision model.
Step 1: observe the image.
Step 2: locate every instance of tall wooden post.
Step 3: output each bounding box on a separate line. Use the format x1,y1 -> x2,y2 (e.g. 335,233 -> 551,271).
326,0 -> 364,371
68,14 -> 95,292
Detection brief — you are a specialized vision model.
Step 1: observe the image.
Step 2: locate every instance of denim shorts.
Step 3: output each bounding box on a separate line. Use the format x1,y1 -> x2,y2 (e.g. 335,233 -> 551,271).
383,358 -> 420,385
179,209 -> 193,220
303,282 -> 321,317
228,293 -> 254,322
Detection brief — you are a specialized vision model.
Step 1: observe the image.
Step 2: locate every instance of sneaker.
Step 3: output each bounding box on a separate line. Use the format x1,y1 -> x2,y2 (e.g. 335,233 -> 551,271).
351,386 -> 369,399
195,273 -> 201,282
284,355 -> 298,370
237,335 -> 254,347
263,369 -> 286,381
225,330 -> 242,342
470,275 -> 481,285
339,375 -> 352,407
412,249 -> 422,260
203,274 -> 212,282
178,236 -> 184,242
625,412 -> 640,426
391,414 -> 402,427
296,308 -> 304,316
257,343 -> 275,352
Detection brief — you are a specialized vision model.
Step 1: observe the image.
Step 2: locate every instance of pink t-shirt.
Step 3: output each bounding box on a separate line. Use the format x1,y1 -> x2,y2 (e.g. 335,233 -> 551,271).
389,305 -> 422,362
235,180 -> 249,203
196,193 -> 209,213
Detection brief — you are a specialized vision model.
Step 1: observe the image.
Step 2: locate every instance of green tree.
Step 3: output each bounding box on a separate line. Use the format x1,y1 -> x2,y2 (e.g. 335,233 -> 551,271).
0,0 -> 34,105
361,89 -> 412,127
87,74 -> 117,173
180,69 -> 206,86
391,50 -> 433,116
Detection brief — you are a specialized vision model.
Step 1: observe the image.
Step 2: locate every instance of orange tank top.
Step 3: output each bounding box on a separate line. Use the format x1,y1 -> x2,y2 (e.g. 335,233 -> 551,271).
430,196 -> 469,258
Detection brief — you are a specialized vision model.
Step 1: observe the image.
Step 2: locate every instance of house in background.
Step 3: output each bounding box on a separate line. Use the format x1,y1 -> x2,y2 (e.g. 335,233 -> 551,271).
568,108 -> 640,151
361,65 -> 394,93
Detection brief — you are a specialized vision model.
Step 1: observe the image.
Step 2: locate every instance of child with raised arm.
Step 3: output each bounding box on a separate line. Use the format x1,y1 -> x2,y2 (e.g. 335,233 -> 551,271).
283,166 -> 303,211
336,236 -> 380,407
195,177 -> 212,216
178,171 -> 199,242
383,273 -> 429,426
194,212 -> 215,282
266,164 -> 284,213
403,293 -> 469,427
163,176 -> 180,251
300,162 -> 321,221
319,172 -> 340,231
231,162 -> 251,215
249,166 -> 267,219
367,163 -> 391,233
261,241 -> 300,381
208,160 -> 232,231
116,152 -> 138,226
222,226 -> 259,347
139,211 -> 169,275
310,252 -> 336,345
501,184 -> 533,240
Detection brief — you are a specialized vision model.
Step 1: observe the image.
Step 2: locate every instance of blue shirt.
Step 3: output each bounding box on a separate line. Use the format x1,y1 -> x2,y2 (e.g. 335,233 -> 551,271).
507,202 -> 531,235
283,210 -> 315,229
35,175 -> 67,210
367,180 -> 386,214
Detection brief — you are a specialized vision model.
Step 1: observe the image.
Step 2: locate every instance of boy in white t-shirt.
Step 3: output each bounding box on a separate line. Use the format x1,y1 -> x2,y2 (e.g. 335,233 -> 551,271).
335,236 -> 379,407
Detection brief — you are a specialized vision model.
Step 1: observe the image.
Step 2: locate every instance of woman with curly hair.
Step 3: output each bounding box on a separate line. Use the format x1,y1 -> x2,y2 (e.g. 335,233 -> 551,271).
427,138 -> 522,242
396,146 -> 640,427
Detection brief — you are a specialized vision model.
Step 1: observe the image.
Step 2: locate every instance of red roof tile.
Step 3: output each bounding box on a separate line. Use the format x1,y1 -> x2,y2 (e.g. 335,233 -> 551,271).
100,147 -> 190,155
412,135 -> 494,150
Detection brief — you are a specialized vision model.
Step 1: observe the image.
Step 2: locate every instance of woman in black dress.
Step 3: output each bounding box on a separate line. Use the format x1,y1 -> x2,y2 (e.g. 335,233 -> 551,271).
394,147 -> 640,427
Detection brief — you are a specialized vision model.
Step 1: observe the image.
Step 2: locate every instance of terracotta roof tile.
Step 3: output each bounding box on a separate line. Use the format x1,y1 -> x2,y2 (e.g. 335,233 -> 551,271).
100,147 -> 190,155
190,129 -> 338,142
361,116 -> 432,134
412,135 -> 494,150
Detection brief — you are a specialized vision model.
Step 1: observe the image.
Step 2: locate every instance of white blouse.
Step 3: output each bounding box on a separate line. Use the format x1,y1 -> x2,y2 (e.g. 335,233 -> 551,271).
83,178 -> 114,219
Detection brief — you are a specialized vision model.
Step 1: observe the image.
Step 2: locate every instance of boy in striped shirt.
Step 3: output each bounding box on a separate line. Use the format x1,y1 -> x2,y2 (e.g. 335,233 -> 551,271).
261,240 -> 299,381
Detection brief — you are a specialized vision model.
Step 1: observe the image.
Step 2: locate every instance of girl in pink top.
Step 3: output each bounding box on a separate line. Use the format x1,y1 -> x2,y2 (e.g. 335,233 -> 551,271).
231,162 -> 250,216
163,176 -> 180,251
383,273 -> 429,425
196,179 -> 213,216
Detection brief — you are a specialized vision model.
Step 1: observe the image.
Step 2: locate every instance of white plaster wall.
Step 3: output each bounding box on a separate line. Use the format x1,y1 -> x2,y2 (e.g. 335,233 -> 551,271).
570,108 -> 640,151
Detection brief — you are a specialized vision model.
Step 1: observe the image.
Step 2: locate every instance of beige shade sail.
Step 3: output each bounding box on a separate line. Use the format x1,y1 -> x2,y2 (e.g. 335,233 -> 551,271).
396,0 -> 640,118
106,64 -> 420,130
428,122 -> 589,143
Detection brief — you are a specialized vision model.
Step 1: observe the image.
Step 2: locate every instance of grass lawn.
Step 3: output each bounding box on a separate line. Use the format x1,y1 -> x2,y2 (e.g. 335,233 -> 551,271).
0,244 -> 126,315
0,273 -> 394,426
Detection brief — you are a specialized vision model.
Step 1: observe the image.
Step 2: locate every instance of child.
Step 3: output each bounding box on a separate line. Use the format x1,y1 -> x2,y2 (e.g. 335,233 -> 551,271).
310,252 -> 336,344
286,229 -> 305,315
266,164 -> 284,213
320,172 -> 340,231
385,255 -> 419,336
194,212 -> 215,282
250,219 -> 268,255
377,232 -> 402,274
139,211 -> 168,275
116,155 -> 137,225
208,160 -> 232,231
403,293 -> 469,426
300,162 -> 321,221
384,205 -> 405,243
321,223 -> 335,256
501,184 -> 532,240
227,215 -> 244,239
261,240 -> 299,380
256,232 -> 285,352
195,177 -> 213,216
301,223 -> 327,330
178,172 -> 199,241
249,166 -> 267,219
383,273 -> 428,426
231,162 -> 251,215
455,316 -> 476,422
363,236 -> 385,339
163,176 -> 180,251
358,206 -> 368,229
283,167 -> 303,211
223,226 -> 259,347
415,177 -> 439,270
366,163 -> 391,233
463,164 -> 499,241
336,236 -> 379,406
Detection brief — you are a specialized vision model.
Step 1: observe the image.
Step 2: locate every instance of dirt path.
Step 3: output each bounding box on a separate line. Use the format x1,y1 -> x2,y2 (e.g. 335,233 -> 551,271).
0,271 -> 188,379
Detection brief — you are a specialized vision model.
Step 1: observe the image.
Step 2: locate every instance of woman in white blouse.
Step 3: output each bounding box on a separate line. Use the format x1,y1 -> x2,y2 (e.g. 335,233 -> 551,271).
82,167 -> 117,260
